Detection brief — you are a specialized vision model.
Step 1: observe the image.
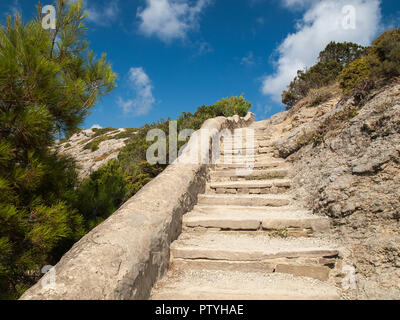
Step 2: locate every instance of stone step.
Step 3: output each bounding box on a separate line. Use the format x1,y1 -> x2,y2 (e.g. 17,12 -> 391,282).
171,232 -> 340,262
259,147 -> 274,154
209,179 -> 291,189
221,142 -> 274,149
232,128 -> 266,134
150,270 -> 341,300
219,152 -> 277,158
208,179 -> 291,195
259,140 -> 275,147
221,141 -> 260,147
183,207 -> 330,233
170,233 -> 340,280
197,194 -> 291,207
214,160 -> 285,170
210,168 -> 290,181
220,149 -> 258,156
217,154 -> 277,162
193,204 -> 308,213
228,130 -> 266,135
222,138 -> 273,145
220,147 -> 274,155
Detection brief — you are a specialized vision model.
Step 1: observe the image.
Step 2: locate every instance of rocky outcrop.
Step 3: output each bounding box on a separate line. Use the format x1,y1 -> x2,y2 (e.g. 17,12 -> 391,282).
271,80 -> 400,299
20,113 -> 254,300
56,128 -> 131,180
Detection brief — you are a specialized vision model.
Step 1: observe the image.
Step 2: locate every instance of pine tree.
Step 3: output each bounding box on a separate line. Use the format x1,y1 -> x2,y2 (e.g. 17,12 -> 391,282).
0,0 -> 116,298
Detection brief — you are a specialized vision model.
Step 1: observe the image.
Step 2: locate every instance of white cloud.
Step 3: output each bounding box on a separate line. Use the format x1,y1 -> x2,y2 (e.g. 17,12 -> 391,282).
262,0 -> 382,102
137,0 -> 212,42
118,67 -> 155,116
281,0 -> 318,9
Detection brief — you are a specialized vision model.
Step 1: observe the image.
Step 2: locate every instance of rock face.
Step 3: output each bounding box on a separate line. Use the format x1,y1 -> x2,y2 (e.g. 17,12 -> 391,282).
56,128 -> 130,180
271,80 -> 400,299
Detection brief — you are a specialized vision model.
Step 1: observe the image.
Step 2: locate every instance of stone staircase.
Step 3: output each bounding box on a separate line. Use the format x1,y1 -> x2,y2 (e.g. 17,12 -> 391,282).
150,123 -> 343,300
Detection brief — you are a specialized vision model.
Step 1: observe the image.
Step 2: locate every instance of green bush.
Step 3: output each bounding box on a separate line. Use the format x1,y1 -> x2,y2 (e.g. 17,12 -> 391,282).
318,41 -> 368,66
282,61 -> 343,108
308,87 -> 334,107
178,95 -> 252,131
339,57 -> 371,95
83,136 -> 110,152
282,41 -> 367,108
338,27 -> 400,96
75,160 -> 128,230
91,127 -> 117,138
368,27 -> 400,78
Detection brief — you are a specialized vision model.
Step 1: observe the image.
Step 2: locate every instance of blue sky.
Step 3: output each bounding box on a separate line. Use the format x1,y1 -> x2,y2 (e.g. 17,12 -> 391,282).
2,0 -> 400,129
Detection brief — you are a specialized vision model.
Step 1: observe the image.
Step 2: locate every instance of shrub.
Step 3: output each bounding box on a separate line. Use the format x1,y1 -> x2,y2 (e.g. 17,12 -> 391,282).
83,136 -> 110,152
368,27 -> 400,78
338,27 -> 400,96
308,87 -> 334,107
177,95 -> 252,131
91,127 -> 117,138
282,61 -> 343,108
75,160 -> 128,229
339,57 -> 371,95
282,41 -> 367,109
318,41 -> 368,66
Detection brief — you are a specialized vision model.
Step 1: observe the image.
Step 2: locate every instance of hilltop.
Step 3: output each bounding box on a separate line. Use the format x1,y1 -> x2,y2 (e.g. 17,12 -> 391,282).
56,128 -> 135,180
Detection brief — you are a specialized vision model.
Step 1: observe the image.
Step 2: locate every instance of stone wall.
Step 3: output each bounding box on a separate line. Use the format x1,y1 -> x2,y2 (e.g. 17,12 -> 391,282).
20,113 -> 254,300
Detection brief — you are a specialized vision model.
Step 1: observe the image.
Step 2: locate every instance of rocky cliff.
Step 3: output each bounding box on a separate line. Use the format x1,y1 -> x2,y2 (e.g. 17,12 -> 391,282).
56,128 -> 134,180
266,79 -> 400,299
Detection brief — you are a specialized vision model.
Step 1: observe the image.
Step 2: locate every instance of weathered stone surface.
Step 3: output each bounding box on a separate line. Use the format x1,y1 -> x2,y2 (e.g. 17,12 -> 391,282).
262,217 -> 330,232
172,259 -> 275,273
20,113 -> 255,300
197,194 -> 291,207
150,270 -> 340,300
275,264 -> 331,281
273,81 -> 400,299
259,147 -> 273,154
184,209 -> 330,233
210,168 -> 290,180
209,179 -> 291,189
56,128 -> 130,180
170,232 -> 340,261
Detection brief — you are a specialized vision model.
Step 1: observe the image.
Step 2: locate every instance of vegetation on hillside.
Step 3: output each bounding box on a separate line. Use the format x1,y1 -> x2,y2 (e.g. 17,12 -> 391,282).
282,27 -> 400,109
282,41 -> 367,108
76,95 -> 252,232
340,27 -> 400,94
